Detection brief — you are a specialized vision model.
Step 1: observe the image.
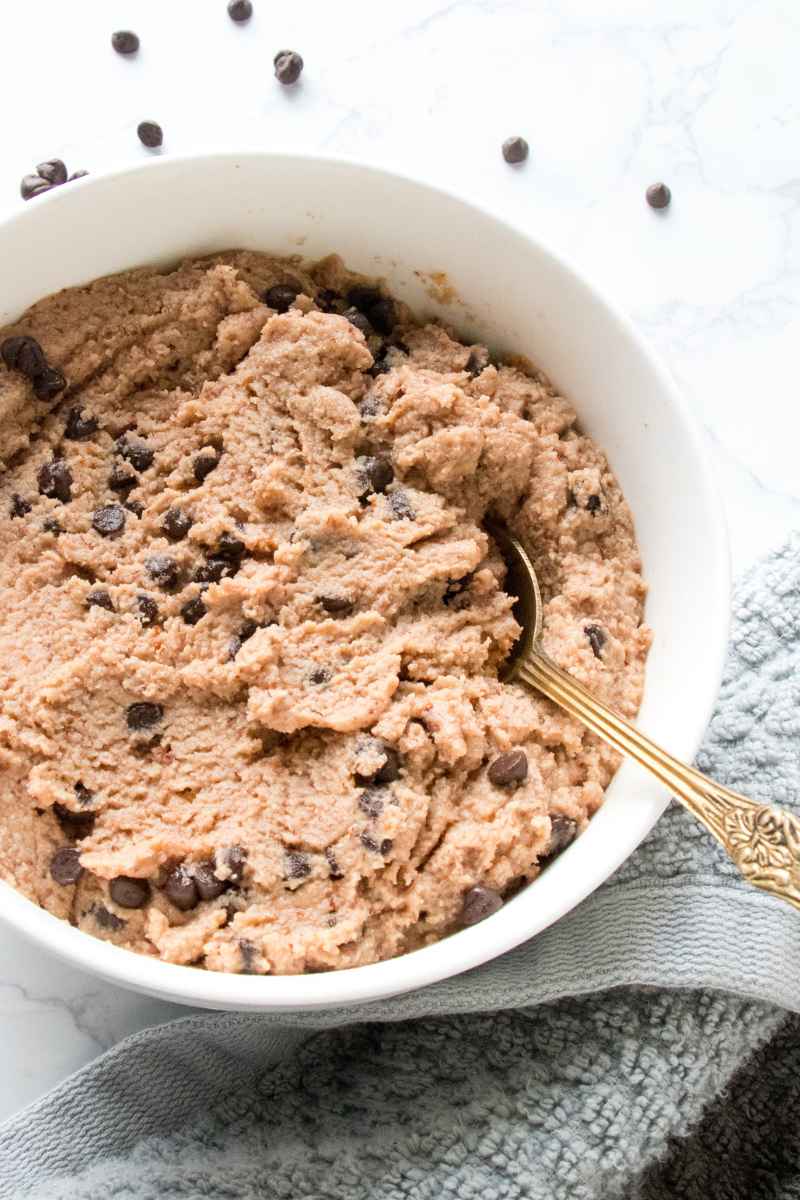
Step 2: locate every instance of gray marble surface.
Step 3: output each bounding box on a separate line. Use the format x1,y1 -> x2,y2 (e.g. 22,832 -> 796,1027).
0,0 -> 797,1123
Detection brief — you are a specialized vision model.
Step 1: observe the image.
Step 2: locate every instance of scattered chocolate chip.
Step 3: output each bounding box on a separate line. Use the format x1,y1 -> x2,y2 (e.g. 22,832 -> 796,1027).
42,517 -> 62,535
1,335 -> 47,377
586,494 -> 602,514
547,814 -> 578,858
64,408 -> 99,441
502,136 -> 529,164
109,875 -> 150,909
264,283 -> 300,313
318,593 -> 354,616
239,939 -> 258,973
388,490 -> 415,520
145,554 -> 180,591
219,845 -> 247,884
368,298 -> 396,335
181,595 -> 207,625
285,851 -> 311,879
111,29 -> 139,54
136,594 -> 160,627
38,459 -> 73,503
308,666 -> 331,685
443,575 -> 473,606
33,365 -> 67,402
50,846 -> 83,886
137,120 -> 163,149
193,452 -> 220,483
116,435 -> 154,472
53,803 -> 95,840
86,589 -> 114,611
20,174 -> 51,200
274,49 -> 303,85
91,904 -> 126,932
126,702 -> 163,731
315,288 -> 341,312
109,464 -> 137,497
358,790 -> 385,819
36,159 -> 67,186
646,181 -> 671,210
163,865 -> 199,911
10,494 -> 31,518
68,170 -> 89,182
584,624 -> 606,659
325,848 -> 343,880
92,504 -> 126,536
162,507 -> 192,541
227,0 -> 253,20
460,885 -> 503,927
488,748 -> 528,787
192,860 -> 225,901
215,532 -> 246,562
359,456 -> 394,497
343,307 -> 372,336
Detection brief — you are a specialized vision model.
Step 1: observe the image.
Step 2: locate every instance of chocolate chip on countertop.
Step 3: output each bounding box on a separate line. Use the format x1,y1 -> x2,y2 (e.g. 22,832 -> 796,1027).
86,589 -> 115,611
38,459 -> 73,503
50,846 -> 83,886
274,49 -> 303,85
318,593 -> 354,616
109,875 -> 150,909
264,283 -> 300,313
2,335 -> 47,377
547,814 -> 578,858
33,366 -> 67,401
109,464 -> 137,496
116,435 -> 154,472
325,848 -> 343,880
145,554 -> 180,591
163,865 -> 199,911
227,0 -> 253,20
388,490 -> 415,520
111,29 -> 139,54
585,494 -> 602,514
181,595 -> 207,625
584,624 -> 606,659
10,494 -> 31,518
359,456 -> 394,497
137,120 -> 163,149
285,851 -> 311,880
343,307 -> 372,336
459,885 -> 503,927
646,182 -> 671,210
36,159 -> 67,186
162,507 -> 193,541
92,503 -> 126,536
358,790 -> 385,819
488,748 -> 528,787
64,408 -> 99,441
193,452 -> 220,483
126,702 -> 163,731
136,594 -> 160,627
20,174 -> 52,200
502,136 -> 529,164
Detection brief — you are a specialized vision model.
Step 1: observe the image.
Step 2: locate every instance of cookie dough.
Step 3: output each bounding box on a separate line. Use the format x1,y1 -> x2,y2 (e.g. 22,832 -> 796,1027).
0,251 -> 650,975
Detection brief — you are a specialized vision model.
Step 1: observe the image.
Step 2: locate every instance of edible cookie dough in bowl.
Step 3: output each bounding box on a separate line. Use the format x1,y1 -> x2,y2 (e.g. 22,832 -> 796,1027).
0,154 -> 728,1010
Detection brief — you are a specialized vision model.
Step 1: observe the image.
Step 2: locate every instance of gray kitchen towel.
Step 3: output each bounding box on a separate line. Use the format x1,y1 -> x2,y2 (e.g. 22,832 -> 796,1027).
2,534 -> 800,1199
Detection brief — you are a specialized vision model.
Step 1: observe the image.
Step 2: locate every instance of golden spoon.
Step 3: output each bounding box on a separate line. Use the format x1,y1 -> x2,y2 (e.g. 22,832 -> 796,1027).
488,520 -> 800,910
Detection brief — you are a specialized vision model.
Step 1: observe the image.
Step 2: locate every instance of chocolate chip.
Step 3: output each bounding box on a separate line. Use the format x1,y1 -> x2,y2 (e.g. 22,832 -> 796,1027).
50,847 -> 83,886
367,350 -> 392,378
465,348 -> 489,377
374,746 -> 401,785
10,494 -> 31,518
547,814 -> 578,858
325,848 -> 343,880
181,595 -> 207,625
586,494 -> 602,514
264,283 -> 300,313
91,904 -> 125,931
308,666 -> 331,685
137,120 -> 163,149
219,845 -> 247,884
359,456 -> 393,497
502,136 -> 529,164
43,517 -> 62,535
126,702 -> 163,731
215,532 -> 246,562
194,557 -> 229,584
38,459 -> 73,503
163,865 -> 199,911
388,490 -> 415,520
162,507 -> 192,541
380,838 -> 393,856
193,452 -> 220,483
86,589 -> 114,611
316,288 -> 341,312
68,170 -> 89,182
584,624 -> 606,659
228,620 -> 257,660
116,435 -> 154,472
646,182 -> 671,210
20,174 -> 52,200
488,748 -> 528,787
227,0 -> 253,19
92,504 -> 126,536
36,159 -> 67,186
109,875 -> 150,909
1,335 -> 47,377
368,298 -> 396,335
136,594 -> 160,627
347,286 -> 382,313
360,832 -> 391,855
74,782 -> 95,807
145,554 -> 180,591
33,366 -> 67,402
64,408 -> 99,441
193,859 -> 227,901
318,593 -> 354,616
443,575 -> 473,606
274,49 -> 303,85
460,885 -> 503,927
109,465 -> 137,497
343,307 -> 372,336
285,851 -> 311,879
53,803 -> 95,840
111,29 -> 139,54
358,790 -> 385,819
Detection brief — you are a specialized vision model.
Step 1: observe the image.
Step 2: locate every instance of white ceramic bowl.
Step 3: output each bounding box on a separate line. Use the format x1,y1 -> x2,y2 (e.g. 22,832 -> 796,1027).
0,153 -> 729,1011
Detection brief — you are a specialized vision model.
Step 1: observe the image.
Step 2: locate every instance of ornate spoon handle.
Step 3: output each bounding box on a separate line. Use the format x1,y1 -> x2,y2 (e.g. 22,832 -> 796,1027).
516,649 -> 800,911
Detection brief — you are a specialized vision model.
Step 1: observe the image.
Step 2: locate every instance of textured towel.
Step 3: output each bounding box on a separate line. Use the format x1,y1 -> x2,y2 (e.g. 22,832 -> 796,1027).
2,535 -> 800,1200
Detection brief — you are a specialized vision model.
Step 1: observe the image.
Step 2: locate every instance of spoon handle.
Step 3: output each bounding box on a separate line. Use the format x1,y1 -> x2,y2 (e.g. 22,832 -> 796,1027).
517,649 -> 800,911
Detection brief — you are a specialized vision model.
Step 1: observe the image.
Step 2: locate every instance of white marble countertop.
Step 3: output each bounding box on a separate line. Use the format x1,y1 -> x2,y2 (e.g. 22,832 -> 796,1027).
0,0 -> 797,1124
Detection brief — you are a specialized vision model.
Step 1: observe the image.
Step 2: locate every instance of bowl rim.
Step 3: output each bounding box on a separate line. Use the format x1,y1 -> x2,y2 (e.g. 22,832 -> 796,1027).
0,150 -> 730,1011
